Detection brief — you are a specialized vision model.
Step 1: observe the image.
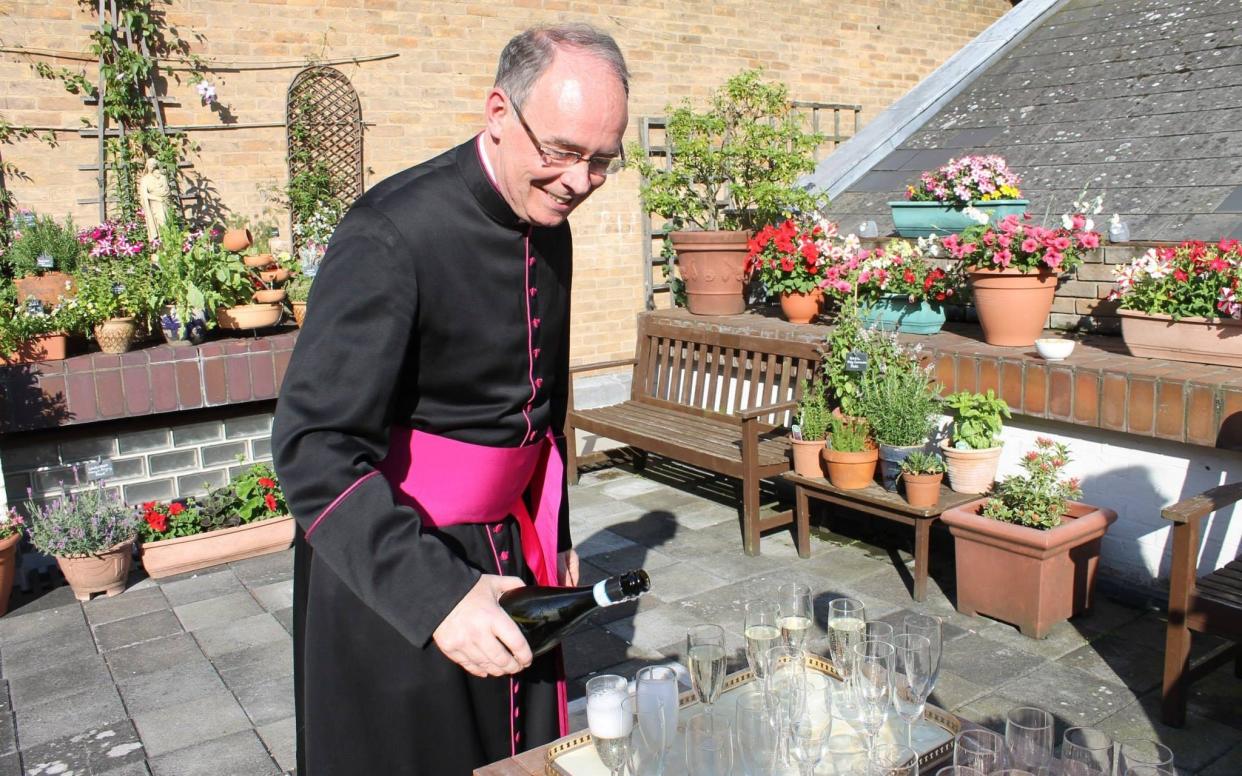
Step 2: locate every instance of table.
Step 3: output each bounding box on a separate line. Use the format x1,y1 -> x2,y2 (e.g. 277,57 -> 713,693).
782,471 -> 981,602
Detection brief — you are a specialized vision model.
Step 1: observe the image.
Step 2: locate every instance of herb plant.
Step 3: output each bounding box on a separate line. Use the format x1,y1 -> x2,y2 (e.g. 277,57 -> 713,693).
829,414 -> 872,453
796,378 -> 830,442
25,483 -> 140,557
858,356 -> 941,447
2,214 -> 84,278
900,450 -> 945,476
982,437 -> 1082,529
943,390 -> 1011,450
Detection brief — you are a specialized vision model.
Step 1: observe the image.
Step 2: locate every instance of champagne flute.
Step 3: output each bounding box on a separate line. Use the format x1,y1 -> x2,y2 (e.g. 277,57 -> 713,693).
766,645 -> 808,766
903,612 -> 943,688
1004,707 -> 1053,773
1122,767 -> 1175,776
788,717 -> 827,776
865,620 -> 895,646
869,743 -> 918,776
778,583 -> 813,651
1060,727 -> 1112,776
587,680 -> 633,776
686,709 -> 733,776
735,688 -> 779,776
1116,739 -> 1174,774
744,599 -> 782,683
953,729 -> 1005,773
935,768 -> 983,776
851,639 -> 895,766
635,666 -> 678,775
687,624 -> 727,725
828,598 -> 866,724
891,633 -> 933,749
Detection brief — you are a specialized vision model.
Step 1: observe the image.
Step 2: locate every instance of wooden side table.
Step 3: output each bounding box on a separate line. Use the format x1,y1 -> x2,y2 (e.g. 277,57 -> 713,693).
782,471 -> 981,601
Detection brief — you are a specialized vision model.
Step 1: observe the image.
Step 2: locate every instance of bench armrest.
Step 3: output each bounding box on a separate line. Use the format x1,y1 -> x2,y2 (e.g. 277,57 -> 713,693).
1162,481 -> 1242,524
569,358 -> 636,375
736,398 -> 800,422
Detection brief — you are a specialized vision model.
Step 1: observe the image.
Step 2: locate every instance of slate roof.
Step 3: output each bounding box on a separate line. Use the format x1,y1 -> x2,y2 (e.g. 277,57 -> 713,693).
824,0 -> 1242,241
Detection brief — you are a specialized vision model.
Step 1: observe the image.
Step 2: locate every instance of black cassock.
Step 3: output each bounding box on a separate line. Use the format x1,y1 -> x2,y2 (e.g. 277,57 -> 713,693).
272,136 -> 573,775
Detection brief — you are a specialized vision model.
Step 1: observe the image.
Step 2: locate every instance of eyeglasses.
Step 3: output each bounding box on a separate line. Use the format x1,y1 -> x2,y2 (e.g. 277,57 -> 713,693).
510,100 -> 625,176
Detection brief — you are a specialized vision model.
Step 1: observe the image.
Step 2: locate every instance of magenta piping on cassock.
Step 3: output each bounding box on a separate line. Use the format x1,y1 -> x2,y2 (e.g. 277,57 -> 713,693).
304,471 -> 382,540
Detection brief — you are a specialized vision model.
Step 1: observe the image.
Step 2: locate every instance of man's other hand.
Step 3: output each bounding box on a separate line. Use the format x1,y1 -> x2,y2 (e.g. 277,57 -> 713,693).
432,574 -> 531,677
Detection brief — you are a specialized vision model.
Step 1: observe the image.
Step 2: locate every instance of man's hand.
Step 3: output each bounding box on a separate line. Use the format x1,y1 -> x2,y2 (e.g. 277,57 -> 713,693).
432,574 -> 531,678
558,548 -> 580,587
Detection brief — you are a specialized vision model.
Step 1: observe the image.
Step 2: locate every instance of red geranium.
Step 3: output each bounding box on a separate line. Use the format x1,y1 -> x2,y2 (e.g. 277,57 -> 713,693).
746,216 -> 860,296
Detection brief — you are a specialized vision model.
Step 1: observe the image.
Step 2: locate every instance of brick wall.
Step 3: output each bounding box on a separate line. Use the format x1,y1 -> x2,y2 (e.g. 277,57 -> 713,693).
0,0 -> 1012,364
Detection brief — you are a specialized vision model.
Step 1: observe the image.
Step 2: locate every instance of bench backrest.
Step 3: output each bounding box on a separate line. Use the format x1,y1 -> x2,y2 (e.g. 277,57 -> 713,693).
632,314 -> 821,426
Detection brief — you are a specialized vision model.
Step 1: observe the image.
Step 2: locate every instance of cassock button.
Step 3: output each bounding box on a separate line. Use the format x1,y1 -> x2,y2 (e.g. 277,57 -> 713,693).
499,550 -> 510,561
533,348 -> 541,359
514,707 -> 521,719
532,318 -> 541,328
492,524 -> 503,534
535,378 -> 543,389
527,256 -> 536,267
527,431 -> 538,443
529,287 -> 537,297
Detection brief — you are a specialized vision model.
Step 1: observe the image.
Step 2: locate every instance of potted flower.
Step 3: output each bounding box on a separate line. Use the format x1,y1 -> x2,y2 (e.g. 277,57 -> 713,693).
1,213 -> 82,305
287,270 -> 313,328
941,389 -> 1011,494
949,206 -> 1102,347
0,293 -> 71,365
791,378 -> 830,477
820,301 -> 905,419
824,414 -> 877,490
630,69 -> 827,315
152,224 -> 229,345
890,154 -> 1026,237
73,219 -> 159,353
898,451 -> 945,509
746,217 -> 856,323
855,237 -> 963,334
138,463 -> 294,578
1108,239 -> 1242,367
0,507 -> 25,616
214,253 -> 282,331
940,437 -> 1118,638
24,483 -> 140,601
857,345 -> 941,491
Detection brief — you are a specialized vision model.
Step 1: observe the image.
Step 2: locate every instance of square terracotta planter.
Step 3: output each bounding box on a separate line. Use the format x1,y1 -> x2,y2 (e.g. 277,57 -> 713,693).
939,499 -> 1117,639
139,514 -> 295,579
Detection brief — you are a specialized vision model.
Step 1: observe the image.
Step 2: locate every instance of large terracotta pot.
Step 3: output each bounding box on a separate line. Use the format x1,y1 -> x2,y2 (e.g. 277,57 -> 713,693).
779,289 -> 822,324
0,332 -> 68,366
940,499 -> 1118,639
940,440 -> 1002,495
790,437 -> 826,478
56,539 -> 135,602
93,317 -> 139,354
670,230 -> 749,315
900,472 -> 943,509
14,271 -> 76,306
823,446 -> 878,490
221,228 -> 252,253
1118,310 -> 1242,368
140,515 -> 295,579
967,266 -> 1057,347
0,533 -> 20,616
217,303 -> 282,330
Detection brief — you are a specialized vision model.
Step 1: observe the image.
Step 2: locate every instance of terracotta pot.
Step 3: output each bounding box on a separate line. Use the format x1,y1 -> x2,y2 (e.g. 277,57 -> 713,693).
217,304 -> 282,330
1118,310 -> 1242,368
56,539 -> 134,602
670,230 -> 749,315
258,267 -> 292,285
14,271 -> 76,306
877,441 -> 930,492
779,289 -> 822,324
292,301 -> 307,328
140,515 -> 295,579
790,437 -> 826,478
967,266 -> 1058,347
243,253 -> 275,268
0,533 -> 20,616
93,317 -> 138,354
253,288 -> 286,304
221,228 -> 252,253
900,471 -> 943,509
0,332 -> 68,366
940,499 -> 1118,638
823,446 -> 878,490
940,440 -> 1002,495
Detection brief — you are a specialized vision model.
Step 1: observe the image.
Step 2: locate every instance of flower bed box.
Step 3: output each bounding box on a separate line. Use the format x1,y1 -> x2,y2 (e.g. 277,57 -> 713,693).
0,333 -> 68,365
859,295 -> 946,334
888,199 -> 1028,237
139,514 -> 294,579
1118,310 -> 1242,368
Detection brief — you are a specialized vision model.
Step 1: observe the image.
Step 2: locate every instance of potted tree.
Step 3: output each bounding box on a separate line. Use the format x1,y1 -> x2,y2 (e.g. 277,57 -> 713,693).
791,378 -> 830,477
823,414 -> 877,490
858,346 -> 941,491
899,451 -> 945,509
630,69 -> 826,315
940,437 -> 1118,638
889,155 -> 1026,237
0,507 -> 24,616
2,213 -> 82,305
941,390 -> 1011,494
24,482 -> 140,601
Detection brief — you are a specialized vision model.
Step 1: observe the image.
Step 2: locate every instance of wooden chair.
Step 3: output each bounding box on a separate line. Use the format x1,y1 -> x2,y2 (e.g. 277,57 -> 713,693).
1161,481 -> 1242,727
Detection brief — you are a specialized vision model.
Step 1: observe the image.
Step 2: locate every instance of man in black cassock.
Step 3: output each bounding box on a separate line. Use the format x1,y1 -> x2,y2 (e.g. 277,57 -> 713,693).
271,24 -> 629,776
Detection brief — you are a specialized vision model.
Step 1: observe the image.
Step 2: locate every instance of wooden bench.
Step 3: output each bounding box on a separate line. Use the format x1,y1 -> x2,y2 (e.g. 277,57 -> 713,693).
565,311 -> 821,555
1161,481 -> 1242,727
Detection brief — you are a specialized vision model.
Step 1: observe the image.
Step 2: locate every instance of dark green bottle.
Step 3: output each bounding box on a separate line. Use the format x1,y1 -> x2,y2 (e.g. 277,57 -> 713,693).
499,569 -> 651,657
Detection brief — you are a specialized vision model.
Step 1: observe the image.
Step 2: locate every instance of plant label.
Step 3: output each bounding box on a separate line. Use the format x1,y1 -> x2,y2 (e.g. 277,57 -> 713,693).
85,458 -> 114,481
845,350 -> 869,373
24,298 -> 43,315
36,253 -> 55,269
112,283 -> 125,296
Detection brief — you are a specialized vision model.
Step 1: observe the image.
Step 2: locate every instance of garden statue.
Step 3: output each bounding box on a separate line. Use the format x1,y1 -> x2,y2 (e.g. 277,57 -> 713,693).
139,157 -> 172,237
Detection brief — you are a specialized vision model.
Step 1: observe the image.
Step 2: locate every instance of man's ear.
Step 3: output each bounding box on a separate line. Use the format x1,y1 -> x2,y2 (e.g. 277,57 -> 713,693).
484,88 -> 508,142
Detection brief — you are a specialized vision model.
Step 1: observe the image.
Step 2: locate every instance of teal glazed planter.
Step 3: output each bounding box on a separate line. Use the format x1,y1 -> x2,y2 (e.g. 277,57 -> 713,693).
859,295 -> 947,335
888,199 -> 1029,237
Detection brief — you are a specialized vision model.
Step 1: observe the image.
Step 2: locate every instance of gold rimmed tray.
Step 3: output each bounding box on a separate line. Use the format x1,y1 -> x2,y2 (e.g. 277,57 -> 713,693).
545,654 -> 959,775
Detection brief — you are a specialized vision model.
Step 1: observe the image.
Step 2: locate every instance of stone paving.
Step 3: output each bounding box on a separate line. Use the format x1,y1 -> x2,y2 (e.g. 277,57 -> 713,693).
0,454 -> 1240,774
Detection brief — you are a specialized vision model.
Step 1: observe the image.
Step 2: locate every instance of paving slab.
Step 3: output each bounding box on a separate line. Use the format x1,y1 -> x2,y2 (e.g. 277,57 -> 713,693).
191,612 -> 288,659
571,527 -> 642,560
0,603 -> 86,646
601,600 -> 711,653
7,652 -> 112,709
1096,693 -> 1240,773
104,633 -> 212,681
228,551 -> 293,589
249,580 -> 293,613
146,729 -> 280,776
0,753 -> 16,776
14,682 -> 127,750
173,591 -> 263,632
1057,633 -> 1165,694
210,639 -> 294,690
562,623 -> 664,682
272,606 -> 294,636
130,690 -> 252,757
157,570 -> 244,608
0,609 -> 96,679
255,716 -> 296,775
82,587 -> 170,628
232,673 -> 295,728
92,608 -> 185,653
0,682 -> 13,758
117,661 -> 229,715
937,632 -> 1045,688
991,660 -> 1141,727
19,719 -> 146,776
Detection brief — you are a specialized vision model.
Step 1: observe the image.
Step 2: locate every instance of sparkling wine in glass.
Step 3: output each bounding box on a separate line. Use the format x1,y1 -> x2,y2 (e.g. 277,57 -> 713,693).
827,598 -> 867,675
687,624 -> 727,721
744,599 -> 782,682
587,678 -> 633,776
778,582 -> 813,651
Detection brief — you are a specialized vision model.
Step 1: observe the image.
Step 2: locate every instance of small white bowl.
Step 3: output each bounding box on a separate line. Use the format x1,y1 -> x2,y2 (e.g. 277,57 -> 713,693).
1035,338 -> 1076,361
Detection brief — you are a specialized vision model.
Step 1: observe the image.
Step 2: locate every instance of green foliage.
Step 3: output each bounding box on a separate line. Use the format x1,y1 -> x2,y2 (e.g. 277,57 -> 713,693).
944,389 -> 1011,450
73,250 -> 160,330
0,298 -> 63,359
138,463 -> 287,543
900,450 -> 945,476
821,302 -> 909,418
982,437 -> 1083,530
858,356 -> 941,447
286,272 -> 313,303
829,414 -> 871,454
285,92 -> 349,246
152,224 -> 240,329
228,462 -> 288,523
2,214 -> 84,278
796,378 -> 830,442
629,69 -> 828,232
25,483 -> 140,557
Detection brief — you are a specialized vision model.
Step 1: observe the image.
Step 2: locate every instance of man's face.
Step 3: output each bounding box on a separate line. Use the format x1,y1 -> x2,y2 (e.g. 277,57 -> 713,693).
484,48 -> 628,227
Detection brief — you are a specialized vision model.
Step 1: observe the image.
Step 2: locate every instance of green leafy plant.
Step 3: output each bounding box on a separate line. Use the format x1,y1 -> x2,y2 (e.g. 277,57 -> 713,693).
900,450 -> 945,476
820,301 -> 909,418
137,499 -> 202,541
227,463 -> 288,523
286,272 -> 313,303
72,249 -> 160,329
943,389 -> 1011,450
0,298 -> 64,359
2,214 -> 84,278
829,414 -> 872,453
796,378 -> 830,442
1109,240 -> 1242,321
152,223 -> 239,331
138,463 -> 288,543
982,437 -> 1082,529
25,482 -> 140,557
858,355 -> 941,447
629,69 -> 827,232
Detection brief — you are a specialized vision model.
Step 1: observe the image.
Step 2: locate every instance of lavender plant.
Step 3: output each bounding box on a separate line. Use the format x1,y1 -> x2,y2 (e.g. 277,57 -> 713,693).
25,483 -> 140,557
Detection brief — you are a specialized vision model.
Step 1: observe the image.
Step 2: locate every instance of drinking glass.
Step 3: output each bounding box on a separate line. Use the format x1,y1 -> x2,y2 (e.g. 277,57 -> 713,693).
735,688 -> 779,776
1116,739 -> 1174,774
778,582 -> 813,652
635,666 -> 678,775
891,633 -> 933,749
989,771 -> 1036,776
803,669 -> 834,730
953,729 -> 1005,773
851,639 -> 895,764
687,624 -> 727,723
865,620 -> 896,646
935,768 -> 983,776
1060,727 -> 1112,776
1121,767 -> 1175,776
869,743 -> 918,776
827,598 -> 866,724
766,645 -> 808,766
903,613 -> 943,688
686,710 -> 733,776
744,599 -> 781,682
1004,707 -> 1053,773
788,718 -> 827,776
586,680 -> 632,776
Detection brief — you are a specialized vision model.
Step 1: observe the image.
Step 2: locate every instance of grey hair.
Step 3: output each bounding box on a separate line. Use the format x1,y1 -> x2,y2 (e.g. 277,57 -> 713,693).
495,23 -> 630,108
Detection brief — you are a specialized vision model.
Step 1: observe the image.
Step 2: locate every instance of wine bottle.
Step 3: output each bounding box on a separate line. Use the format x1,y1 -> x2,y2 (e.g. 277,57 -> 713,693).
499,569 -> 651,657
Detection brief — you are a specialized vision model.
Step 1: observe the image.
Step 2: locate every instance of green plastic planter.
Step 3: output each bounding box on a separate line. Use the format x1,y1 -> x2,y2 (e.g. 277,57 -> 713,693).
859,295 -> 947,335
888,199 -> 1029,237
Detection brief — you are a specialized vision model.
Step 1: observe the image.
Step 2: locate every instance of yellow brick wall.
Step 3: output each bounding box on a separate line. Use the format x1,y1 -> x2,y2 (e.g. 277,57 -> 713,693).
0,0 -> 1011,363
